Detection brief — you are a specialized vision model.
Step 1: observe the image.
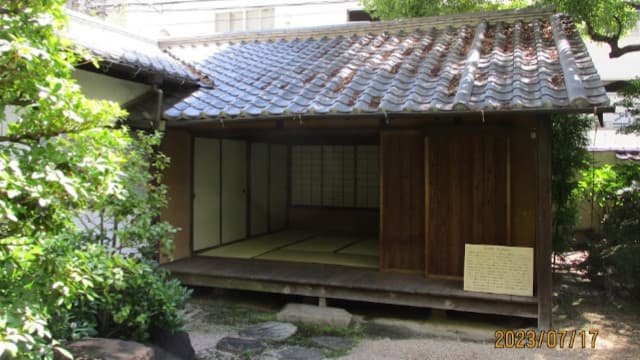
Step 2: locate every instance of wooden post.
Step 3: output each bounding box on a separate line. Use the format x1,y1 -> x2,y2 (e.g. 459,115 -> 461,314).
536,117 -> 552,329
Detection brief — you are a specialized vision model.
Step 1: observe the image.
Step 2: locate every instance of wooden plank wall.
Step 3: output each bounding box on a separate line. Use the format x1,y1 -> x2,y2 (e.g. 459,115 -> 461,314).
380,131 -> 425,272
536,116 -> 553,328
426,134 -> 508,278
509,118 -> 537,248
160,129 -> 192,261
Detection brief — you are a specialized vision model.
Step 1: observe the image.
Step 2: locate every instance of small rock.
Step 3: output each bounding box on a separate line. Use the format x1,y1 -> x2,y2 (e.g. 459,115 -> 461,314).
194,347 -> 218,360
240,321 -> 298,341
60,337 -> 178,360
273,346 -> 324,360
256,352 -> 280,360
277,303 -> 352,328
216,337 -> 266,355
310,336 -> 353,351
149,328 -> 196,360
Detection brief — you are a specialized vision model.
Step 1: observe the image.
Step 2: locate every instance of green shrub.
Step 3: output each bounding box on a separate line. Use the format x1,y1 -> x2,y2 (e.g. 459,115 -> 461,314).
0,2 -> 190,358
551,114 -> 593,253
1,239 -> 191,358
67,245 -> 191,342
76,131 -> 177,260
579,162 -> 640,298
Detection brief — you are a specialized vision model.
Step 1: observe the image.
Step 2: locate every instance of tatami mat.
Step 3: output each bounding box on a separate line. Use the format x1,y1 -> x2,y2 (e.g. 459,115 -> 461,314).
200,229 -> 316,259
286,235 -> 358,253
338,238 -> 379,256
256,249 -> 378,269
200,230 -> 379,268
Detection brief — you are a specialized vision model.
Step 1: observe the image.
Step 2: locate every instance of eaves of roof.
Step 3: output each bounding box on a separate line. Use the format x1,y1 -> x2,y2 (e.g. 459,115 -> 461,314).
65,11 -> 202,87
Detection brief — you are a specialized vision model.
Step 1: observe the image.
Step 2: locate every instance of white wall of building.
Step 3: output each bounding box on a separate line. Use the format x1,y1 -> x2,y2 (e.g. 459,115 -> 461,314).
98,0 -> 362,38
72,69 -> 151,105
3,70 -> 147,136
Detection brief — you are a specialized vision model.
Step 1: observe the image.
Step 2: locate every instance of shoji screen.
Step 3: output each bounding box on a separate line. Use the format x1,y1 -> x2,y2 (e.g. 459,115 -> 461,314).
269,144 -> 288,231
291,145 -> 379,208
291,145 -> 322,206
356,145 -> 379,209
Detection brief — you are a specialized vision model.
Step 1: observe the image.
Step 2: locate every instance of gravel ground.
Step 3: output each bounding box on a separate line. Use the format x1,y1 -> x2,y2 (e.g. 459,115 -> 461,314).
340,337 -> 625,360
184,296 -> 638,360
184,255 -> 640,360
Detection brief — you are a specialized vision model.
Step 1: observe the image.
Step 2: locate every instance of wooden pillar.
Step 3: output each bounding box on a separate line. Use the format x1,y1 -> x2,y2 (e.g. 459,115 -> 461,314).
536,117 -> 553,329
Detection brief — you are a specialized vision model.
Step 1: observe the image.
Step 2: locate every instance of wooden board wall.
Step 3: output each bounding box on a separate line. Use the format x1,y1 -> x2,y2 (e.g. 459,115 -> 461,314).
426,133 -> 508,278
509,118 -> 537,248
536,116 -> 553,328
160,129 -> 192,261
380,131 -> 425,272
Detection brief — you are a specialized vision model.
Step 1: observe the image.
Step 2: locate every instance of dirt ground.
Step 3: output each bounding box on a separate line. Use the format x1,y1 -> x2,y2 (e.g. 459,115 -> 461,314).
184,252 -> 640,359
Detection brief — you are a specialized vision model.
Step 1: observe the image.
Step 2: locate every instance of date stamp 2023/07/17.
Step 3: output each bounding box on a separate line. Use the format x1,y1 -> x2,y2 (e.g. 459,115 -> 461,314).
495,329 -> 599,349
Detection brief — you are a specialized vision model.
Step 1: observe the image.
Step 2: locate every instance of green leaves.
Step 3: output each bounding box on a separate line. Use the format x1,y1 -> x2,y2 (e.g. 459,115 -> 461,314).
616,79 -> 640,134
578,162 -> 640,298
360,1 -> 640,57
1,1 -> 187,357
361,0 -> 504,19
551,114 -> 594,253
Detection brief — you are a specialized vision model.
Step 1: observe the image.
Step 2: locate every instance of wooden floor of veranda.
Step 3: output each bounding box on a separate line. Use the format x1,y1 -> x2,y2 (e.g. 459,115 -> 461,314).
164,229 -> 538,319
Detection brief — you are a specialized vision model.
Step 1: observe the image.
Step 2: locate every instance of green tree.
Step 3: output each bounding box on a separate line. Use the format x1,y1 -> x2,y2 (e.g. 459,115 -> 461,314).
616,79 -> 640,134
360,0 -> 510,18
551,115 -> 593,253
1,1 -> 188,357
578,162 -> 640,298
361,0 -> 640,58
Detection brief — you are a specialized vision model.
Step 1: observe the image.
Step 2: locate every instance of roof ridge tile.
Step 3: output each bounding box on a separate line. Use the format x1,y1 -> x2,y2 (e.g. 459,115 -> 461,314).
159,7 -> 557,48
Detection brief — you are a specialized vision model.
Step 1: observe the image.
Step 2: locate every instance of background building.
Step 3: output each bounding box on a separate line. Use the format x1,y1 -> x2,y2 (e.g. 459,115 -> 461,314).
66,0 -> 363,38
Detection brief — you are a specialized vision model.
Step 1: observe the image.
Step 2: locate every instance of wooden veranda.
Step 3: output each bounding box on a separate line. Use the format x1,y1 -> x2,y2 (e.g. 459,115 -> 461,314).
163,256 -> 538,318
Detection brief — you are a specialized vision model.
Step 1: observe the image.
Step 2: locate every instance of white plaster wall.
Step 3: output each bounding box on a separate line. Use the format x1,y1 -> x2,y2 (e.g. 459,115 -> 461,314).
72,69 -> 151,105
1,106 -> 19,137
102,0 -> 362,38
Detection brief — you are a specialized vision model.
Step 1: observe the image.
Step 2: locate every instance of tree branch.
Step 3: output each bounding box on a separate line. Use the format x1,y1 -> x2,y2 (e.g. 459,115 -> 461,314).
0,127 -> 90,144
585,18 -> 640,58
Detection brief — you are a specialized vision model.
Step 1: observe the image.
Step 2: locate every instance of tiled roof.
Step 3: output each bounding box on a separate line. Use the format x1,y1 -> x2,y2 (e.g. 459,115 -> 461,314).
615,151 -> 640,161
66,11 -> 199,85
161,7 -> 609,121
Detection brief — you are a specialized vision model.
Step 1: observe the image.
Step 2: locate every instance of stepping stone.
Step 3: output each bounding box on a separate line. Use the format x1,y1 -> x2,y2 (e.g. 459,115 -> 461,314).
273,346 -> 324,360
216,337 -> 266,355
240,321 -> 298,341
65,337 -> 178,360
310,336 -> 353,351
277,303 -> 352,328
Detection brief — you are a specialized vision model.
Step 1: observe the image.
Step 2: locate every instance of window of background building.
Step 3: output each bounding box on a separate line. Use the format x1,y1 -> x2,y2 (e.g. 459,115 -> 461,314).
215,8 -> 275,33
